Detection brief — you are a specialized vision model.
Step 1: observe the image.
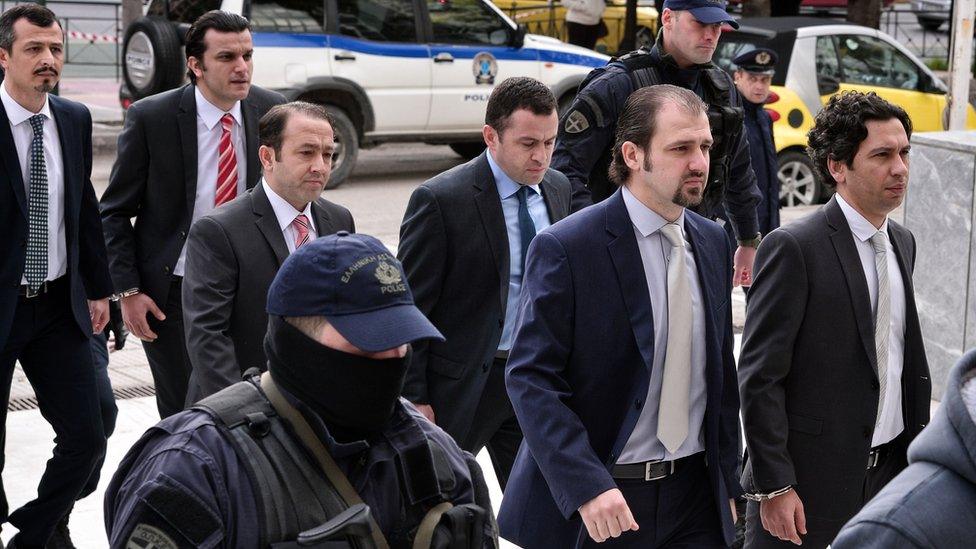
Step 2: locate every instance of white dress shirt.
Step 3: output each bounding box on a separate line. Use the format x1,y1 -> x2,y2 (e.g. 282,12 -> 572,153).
174,88 -> 246,276
836,193 -> 906,447
2,82 -> 66,284
618,185 -> 707,463
263,180 -> 318,253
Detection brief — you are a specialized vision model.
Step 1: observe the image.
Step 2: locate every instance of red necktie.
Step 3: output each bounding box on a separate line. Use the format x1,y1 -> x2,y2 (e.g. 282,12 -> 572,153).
214,113 -> 238,207
292,214 -> 310,249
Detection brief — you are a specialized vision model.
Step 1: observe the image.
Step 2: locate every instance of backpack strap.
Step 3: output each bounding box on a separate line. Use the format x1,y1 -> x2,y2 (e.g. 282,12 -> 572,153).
412,502 -> 455,549
261,372 -> 391,549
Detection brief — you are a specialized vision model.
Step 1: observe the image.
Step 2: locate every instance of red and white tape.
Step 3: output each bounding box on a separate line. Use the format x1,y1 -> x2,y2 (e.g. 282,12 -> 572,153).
66,30 -> 119,43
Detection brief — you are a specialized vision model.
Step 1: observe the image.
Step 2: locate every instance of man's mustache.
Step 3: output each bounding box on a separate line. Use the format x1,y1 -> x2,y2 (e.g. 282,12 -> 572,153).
34,66 -> 58,76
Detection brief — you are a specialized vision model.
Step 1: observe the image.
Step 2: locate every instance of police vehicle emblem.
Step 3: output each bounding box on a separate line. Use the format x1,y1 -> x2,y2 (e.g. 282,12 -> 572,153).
126,523 -> 178,549
472,52 -> 498,85
565,110 -> 590,134
375,262 -> 402,285
756,51 -> 771,65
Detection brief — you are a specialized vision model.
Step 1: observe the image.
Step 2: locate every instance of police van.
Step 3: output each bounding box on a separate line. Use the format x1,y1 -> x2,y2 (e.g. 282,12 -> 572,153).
122,0 -> 609,186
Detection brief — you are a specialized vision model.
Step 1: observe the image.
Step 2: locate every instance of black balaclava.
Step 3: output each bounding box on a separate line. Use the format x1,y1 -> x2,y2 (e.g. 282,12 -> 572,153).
265,315 -> 411,442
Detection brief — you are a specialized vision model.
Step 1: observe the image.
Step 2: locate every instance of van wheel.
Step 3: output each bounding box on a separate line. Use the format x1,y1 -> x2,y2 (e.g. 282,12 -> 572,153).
450,142 -> 486,160
122,17 -> 185,101
323,107 -> 359,189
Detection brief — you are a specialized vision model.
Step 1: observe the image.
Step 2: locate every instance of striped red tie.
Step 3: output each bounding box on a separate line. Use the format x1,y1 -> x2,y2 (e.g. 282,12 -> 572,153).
292,214 -> 310,249
214,113 -> 238,207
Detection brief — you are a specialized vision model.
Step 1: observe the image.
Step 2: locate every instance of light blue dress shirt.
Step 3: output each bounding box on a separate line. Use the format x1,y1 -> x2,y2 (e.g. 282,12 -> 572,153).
617,185 -> 707,463
487,151 -> 551,352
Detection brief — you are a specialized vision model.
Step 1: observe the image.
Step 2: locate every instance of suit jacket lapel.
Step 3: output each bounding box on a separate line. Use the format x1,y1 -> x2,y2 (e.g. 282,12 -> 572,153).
311,200 -> 336,237
251,183 -> 290,266
605,190 -> 654,371
539,172 -> 569,223
472,153 -> 510,313
825,196 -> 878,375
177,85 -> 199,218
49,97 -> 77,229
0,101 -> 27,219
241,97 -> 261,190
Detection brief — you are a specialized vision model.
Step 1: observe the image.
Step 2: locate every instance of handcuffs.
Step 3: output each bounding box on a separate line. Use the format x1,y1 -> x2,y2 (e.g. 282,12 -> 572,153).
743,485 -> 793,502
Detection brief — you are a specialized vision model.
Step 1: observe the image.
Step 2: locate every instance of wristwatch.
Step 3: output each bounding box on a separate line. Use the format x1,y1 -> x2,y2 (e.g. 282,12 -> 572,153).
738,233 -> 762,249
112,287 -> 141,301
743,485 -> 793,502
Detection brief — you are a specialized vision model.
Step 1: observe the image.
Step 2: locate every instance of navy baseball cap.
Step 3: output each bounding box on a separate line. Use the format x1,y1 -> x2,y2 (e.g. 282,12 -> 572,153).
663,0 -> 739,29
733,47 -> 778,75
267,232 -> 444,352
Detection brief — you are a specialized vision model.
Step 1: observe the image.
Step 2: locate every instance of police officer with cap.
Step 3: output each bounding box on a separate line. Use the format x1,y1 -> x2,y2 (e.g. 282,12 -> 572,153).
554,0 -> 762,287
730,47 -> 780,239
105,232 -> 497,549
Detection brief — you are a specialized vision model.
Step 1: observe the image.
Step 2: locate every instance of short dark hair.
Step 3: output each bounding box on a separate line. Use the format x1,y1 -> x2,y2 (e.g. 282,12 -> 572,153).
807,91 -> 912,190
0,4 -> 61,52
609,84 -> 707,186
184,10 -> 250,83
485,77 -> 556,134
259,101 -> 334,159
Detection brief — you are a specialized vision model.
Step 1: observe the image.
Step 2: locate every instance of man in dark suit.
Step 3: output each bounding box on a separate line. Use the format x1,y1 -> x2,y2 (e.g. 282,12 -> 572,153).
0,5 -> 113,547
397,77 -> 571,488
499,85 -> 742,548
738,91 -> 931,549
100,10 -> 285,418
182,102 -> 355,403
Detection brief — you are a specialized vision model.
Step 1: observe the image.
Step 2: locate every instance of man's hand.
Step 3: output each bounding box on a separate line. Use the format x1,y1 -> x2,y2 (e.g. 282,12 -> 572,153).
579,488 -> 639,543
413,403 -> 436,423
107,300 -> 128,351
760,489 -> 806,545
730,498 -> 737,523
88,298 -> 110,334
733,245 -> 757,287
121,293 -> 166,342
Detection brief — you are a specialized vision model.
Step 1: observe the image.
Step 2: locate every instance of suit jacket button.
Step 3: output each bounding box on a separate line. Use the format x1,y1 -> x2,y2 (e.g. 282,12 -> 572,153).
863,427 -> 871,438
498,319 -> 503,327
164,265 -> 170,273
179,231 -> 186,239
634,399 -> 642,410
483,363 -> 490,373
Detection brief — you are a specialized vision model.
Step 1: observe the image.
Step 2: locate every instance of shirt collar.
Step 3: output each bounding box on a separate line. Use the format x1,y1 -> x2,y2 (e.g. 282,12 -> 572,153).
1,80 -> 52,126
621,185 -> 686,239
835,193 -> 888,242
263,179 -> 314,232
486,150 -> 542,200
194,86 -> 243,130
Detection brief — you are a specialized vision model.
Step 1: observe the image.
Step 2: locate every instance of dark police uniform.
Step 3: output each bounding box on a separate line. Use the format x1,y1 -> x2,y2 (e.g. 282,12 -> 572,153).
728,47 -> 780,239
105,392 -> 488,548
553,31 -> 761,243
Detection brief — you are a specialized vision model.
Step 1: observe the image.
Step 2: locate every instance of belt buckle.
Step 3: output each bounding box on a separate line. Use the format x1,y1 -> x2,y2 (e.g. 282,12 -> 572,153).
24,280 -> 46,299
644,460 -> 675,481
867,450 -> 880,469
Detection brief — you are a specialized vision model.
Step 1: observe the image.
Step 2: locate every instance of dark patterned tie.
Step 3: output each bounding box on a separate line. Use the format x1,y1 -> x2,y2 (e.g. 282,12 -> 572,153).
516,186 -> 537,271
25,114 -> 48,291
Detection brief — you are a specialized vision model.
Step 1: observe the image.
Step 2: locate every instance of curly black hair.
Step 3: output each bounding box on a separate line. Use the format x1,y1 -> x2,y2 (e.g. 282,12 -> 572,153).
806,91 -> 912,190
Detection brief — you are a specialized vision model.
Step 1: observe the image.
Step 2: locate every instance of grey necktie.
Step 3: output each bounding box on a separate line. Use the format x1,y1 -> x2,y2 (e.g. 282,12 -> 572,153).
657,222 -> 693,453
25,114 -> 48,291
870,231 -> 890,425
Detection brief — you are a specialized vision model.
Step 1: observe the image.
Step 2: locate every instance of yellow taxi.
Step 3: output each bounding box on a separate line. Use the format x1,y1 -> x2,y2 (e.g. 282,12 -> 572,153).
491,0 -> 659,54
715,17 -> 976,205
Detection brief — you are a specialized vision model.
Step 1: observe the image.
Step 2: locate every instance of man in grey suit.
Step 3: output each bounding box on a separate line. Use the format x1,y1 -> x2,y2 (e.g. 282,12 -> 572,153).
100,11 -> 285,417
182,102 -> 355,403
738,91 -> 931,549
397,77 -> 571,488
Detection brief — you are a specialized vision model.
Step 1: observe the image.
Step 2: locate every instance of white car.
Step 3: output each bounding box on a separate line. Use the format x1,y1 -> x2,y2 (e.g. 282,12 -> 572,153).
121,0 -> 609,185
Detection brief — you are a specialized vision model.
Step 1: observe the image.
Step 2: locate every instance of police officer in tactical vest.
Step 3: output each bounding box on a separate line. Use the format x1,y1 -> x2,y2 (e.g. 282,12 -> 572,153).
554,0 -> 762,286
105,233 -> 497,549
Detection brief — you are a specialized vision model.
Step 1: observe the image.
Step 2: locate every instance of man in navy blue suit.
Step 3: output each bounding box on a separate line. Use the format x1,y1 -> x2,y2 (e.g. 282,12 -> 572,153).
0,5 -> 113,547
500,84 -> 742,548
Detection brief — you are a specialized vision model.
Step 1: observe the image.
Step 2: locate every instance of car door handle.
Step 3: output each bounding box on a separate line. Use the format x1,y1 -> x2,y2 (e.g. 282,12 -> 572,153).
334,51 -> 356,61
433,52 -> 454,63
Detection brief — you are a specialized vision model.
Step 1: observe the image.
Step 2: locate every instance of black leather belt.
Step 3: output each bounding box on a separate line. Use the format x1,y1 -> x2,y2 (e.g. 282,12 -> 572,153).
612,452 -> 703,481
18,275 -> 66,299
867,441 -> 893,470
494,350 -> 509,360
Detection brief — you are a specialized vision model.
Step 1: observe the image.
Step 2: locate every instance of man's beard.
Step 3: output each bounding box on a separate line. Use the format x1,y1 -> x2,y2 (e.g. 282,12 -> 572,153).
672,170 -> 705,208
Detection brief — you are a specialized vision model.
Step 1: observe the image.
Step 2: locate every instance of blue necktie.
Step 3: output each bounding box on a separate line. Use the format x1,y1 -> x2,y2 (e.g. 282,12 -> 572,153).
516,186 -> 537,271
25,114 -> 48,291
